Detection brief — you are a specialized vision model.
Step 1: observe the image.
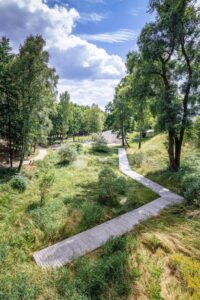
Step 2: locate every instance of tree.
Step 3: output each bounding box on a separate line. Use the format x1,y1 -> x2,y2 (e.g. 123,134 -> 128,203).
106,77 -> 133,146
86,104 -> 104,134
0,37 -> 19,168
14,35 -> 58,171
126,52 -> 155,149
138,0 -> 200,170
59,91 -> 71,141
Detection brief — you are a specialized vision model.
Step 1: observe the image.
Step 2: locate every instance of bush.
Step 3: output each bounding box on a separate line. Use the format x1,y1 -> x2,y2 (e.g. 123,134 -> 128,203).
92,134 -> 110,153
10,174 -> 28,192
131,151 -> 144,168
183,173 -> 200,206
39,170 -> 55,206
58,143 -> 78,163
75,143 -> 83,153
97,167 -> 127,204
81,203 -> 103,229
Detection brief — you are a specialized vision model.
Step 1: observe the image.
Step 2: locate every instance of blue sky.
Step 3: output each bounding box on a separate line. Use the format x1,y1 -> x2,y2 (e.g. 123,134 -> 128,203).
0,0 -> 154,108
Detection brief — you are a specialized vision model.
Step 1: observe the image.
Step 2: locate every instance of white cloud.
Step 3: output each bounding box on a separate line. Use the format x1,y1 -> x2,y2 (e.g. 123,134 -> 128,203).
79,12 -> 106,23
79,29 -> 137,43
58,79 -> 119,109
0,0 -> 126,107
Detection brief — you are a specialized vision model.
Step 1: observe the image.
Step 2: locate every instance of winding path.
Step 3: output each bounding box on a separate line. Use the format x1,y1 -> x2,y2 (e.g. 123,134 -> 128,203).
33,148 -> 184,268
23,148 -> 47,165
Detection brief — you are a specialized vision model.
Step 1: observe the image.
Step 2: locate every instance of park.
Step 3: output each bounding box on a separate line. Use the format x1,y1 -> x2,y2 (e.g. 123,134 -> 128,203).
0,0 -> 199,299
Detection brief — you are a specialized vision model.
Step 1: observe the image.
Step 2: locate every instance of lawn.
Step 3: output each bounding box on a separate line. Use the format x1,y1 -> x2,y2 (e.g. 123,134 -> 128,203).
0,137 -> 199,299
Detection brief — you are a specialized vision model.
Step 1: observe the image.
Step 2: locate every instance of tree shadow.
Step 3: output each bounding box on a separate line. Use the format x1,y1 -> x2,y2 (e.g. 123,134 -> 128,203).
55,161 -> 70,168
0,167 -> 17,184
26,201 -> 41,212
89,145 -> 119,157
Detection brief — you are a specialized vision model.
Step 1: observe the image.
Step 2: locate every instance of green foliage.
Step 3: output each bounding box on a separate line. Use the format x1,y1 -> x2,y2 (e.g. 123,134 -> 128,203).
131,151 -> 144,168
10,174 -> 28,192
97,166 -> 127,204
183,173 -> 200,207
81,203 -> 103,229
58,143 -> 78,163
75,142 -> 83,153
39,170 -> 55,206
70,236 -> 131,299
100,237 -> 127,257
92,134 -> 109,153
0,272 -> 41,300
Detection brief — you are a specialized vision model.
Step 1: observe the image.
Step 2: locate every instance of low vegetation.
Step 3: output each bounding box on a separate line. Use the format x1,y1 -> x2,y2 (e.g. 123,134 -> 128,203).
92,133 -> 110,153
0,133 -> 199,299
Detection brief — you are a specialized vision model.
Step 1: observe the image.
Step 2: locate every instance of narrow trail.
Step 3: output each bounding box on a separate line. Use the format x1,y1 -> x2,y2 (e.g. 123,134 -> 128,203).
33,148 -> 184,268
23,148 -> 47,165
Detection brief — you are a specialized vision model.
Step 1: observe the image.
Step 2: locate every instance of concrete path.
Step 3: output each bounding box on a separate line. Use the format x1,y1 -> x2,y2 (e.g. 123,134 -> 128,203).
119,148 -> 183,202
23,148 -> 47,165
102,130 -> 121,145
33,148 -> 184,268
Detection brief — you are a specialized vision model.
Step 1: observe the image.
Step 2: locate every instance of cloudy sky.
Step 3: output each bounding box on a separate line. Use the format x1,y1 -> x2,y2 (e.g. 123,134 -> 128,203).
0,0 -> 154,109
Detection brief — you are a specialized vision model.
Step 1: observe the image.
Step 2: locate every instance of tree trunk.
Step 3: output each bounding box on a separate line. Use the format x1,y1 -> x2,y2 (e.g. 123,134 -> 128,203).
8,118 -> 13,168
121,122 -> 125,147
168,130 -> 184,172
125,137 -> 130,148
18,158 -> 24,172
138,131 -> 142,150
168,131 -> 178,171
18,147 -> 25,172
9,146 -> 13,169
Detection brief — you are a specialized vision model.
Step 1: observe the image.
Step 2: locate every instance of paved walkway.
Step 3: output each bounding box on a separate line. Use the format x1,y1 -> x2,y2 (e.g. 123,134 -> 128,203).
102,130 -> 121,145
33,148 -> 184,268
23,148 -> 47,165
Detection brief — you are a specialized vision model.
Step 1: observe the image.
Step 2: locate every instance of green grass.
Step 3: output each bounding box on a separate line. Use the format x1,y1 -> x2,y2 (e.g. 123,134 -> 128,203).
0,136 -> 199,299
127,133 -> 200,195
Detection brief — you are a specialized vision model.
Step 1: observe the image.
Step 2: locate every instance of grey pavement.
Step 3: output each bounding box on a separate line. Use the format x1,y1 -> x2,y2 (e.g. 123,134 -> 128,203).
33,148 -> 184,268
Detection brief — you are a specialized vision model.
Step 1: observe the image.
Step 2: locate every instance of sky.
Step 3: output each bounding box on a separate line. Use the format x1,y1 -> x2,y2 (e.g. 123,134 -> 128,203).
0,0 -> 155,109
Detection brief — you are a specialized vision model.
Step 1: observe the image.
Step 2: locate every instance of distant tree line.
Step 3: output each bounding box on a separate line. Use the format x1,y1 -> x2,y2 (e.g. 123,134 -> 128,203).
106,0 -> 200,171
0,35 -> 104,170
49,95 -> 105,143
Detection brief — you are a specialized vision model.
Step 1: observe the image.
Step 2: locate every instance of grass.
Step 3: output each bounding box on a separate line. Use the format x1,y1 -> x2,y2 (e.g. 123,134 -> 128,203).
127,133 -> 200,195
0,135 -> 199,299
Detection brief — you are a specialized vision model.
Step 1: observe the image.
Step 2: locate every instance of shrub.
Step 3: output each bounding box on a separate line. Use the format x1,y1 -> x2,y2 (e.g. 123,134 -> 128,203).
130,151 -> 144,168
183,173 -> 200,206
92,134 -> 110,153
75,143 -> 83,153
10,174 -> 28,192
101,237 -> 126,257
81,203 -> 103,229
116,176 -> 127,195
97,167 -> 127,204
39,171 -> 55,206
58,143 -> 78,163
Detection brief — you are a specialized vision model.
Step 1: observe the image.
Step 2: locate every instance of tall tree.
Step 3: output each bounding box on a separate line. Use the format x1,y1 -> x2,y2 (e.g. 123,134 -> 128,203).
126,52 -> 155,149
0,37 -> 18,168
15,35 -> 58,171
106,77 -> 133,146
59,91 -> 71,141
138,0 -> 199,170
